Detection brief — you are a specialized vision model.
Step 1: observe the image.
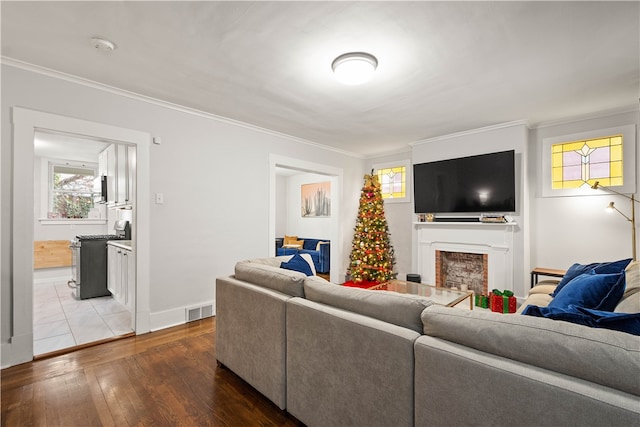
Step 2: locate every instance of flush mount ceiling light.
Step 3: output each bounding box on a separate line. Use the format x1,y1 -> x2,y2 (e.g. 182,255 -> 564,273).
90,37 -> 116,52
331,52 -> 378,85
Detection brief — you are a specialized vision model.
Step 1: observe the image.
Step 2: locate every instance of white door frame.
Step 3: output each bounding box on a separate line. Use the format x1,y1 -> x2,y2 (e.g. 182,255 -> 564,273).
3,107 -> 151,366
268,154 -> 343,283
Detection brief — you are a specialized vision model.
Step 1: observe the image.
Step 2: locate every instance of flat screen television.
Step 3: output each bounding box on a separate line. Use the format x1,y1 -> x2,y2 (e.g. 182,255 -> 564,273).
413,150 -> 515,214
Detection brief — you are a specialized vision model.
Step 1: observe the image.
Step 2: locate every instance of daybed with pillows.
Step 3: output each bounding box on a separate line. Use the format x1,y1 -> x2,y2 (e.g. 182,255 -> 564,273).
275,235 -> 330,273
216,255 -> 640,426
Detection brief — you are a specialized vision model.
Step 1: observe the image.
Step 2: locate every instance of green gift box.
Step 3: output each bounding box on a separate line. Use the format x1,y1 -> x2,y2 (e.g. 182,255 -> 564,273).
475,294 -> 489,308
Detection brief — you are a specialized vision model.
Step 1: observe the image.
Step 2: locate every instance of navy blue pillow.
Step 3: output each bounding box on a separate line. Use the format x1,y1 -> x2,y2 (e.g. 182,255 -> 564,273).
551,258 -> 632,297
548,271 -> 626,312
280,253 -> 313,276
522,305 -> 640,336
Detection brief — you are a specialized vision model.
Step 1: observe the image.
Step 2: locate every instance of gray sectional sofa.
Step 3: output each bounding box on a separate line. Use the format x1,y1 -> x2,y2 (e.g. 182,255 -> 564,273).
215,256 -> 640,427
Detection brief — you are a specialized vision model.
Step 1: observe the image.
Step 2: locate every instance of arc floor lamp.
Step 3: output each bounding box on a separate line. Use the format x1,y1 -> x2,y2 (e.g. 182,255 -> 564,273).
591,181 -> 638,261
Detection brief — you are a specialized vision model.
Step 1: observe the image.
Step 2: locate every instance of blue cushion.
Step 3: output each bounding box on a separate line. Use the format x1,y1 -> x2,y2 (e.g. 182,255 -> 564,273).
280,253 -> 313,276
548,271 -> 626,312
551,258 -> 632,297
522,305 -> 640,336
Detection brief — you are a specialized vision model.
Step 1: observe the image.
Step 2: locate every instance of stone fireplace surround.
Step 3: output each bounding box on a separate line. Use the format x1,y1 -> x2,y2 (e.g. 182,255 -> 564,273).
414,221 -> 516,294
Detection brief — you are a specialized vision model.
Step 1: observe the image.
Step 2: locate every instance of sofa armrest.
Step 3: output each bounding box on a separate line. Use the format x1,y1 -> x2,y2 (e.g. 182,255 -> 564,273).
215,276 -> 290,409
317,241 -> 330,273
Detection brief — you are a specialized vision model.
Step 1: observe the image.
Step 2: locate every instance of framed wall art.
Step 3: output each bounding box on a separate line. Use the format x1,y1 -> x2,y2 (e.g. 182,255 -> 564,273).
301,181 -> 331,217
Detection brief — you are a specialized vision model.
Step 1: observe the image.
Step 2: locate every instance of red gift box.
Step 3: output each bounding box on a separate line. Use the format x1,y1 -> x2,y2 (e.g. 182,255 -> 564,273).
489,290 -> 516,313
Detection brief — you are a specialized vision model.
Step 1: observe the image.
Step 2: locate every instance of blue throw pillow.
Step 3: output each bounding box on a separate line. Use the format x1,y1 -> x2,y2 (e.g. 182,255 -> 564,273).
280,253 -> 313,276
548,271 -> 626,311
522,305 -> 640,336
551,258 -> 632,297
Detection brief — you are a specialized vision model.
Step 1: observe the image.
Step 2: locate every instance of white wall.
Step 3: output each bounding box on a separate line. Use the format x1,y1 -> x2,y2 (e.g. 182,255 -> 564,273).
529,110 -> 639,268
1,64 -> 365,364
285,172 -> 335,239
410,122 -> 530,298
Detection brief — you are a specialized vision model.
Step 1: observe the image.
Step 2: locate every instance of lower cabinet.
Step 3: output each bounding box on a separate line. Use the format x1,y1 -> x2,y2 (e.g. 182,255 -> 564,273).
107,242 -> 135,313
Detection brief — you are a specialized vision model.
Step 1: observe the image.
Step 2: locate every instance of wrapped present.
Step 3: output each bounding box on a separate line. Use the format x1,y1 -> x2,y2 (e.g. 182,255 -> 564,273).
490,289 -> 516,313
475,294 -> 489,308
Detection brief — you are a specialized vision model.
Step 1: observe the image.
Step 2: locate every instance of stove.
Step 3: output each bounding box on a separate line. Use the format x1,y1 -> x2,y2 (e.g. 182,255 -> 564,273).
76,234 -> 122,240
68,221 -> 131,299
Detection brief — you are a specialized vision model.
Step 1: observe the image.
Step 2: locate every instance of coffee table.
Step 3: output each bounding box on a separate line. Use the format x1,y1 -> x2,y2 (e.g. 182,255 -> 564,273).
368,279 -> 474,310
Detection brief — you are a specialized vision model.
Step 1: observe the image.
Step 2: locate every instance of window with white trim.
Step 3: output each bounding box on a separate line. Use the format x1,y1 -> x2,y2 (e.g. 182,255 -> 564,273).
48,162 -> 99,219
541,124 -> 636,197
373,160 -> 411,203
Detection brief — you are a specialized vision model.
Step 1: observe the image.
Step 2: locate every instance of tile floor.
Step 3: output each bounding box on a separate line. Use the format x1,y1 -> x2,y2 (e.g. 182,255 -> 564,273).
33,280 -> 132,355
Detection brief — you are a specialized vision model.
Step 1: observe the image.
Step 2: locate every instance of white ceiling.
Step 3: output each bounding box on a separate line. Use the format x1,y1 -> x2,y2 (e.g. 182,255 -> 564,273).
2,1 -> 638,158
34,130 -> 110,163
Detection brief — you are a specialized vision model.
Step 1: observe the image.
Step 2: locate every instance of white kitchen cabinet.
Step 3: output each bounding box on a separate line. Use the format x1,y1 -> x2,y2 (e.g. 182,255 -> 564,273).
105,144 -> 117,206
116,144 -> 133,206
100,143 -> 134,208
98,148 -> 108,178
124,249 -> 135,311
107,241 -> 135,313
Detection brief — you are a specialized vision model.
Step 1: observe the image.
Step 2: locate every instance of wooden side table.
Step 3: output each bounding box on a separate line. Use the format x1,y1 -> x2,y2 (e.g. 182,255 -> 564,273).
530,267 -> 566,288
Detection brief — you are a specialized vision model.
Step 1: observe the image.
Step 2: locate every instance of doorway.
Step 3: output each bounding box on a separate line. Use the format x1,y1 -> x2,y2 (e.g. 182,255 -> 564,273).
32,131 -> 135,356
6,107 -> 151,366
269,155 -> 343,283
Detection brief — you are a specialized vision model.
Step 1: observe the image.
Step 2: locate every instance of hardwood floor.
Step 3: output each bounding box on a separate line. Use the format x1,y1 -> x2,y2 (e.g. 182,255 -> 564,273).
1,317 -> 305,426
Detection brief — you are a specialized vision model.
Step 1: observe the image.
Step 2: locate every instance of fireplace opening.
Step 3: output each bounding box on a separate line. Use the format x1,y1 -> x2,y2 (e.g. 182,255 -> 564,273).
435,250 -> 488,295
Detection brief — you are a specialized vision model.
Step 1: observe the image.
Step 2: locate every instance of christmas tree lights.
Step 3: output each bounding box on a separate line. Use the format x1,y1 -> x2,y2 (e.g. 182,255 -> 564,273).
348,172 -> 396,283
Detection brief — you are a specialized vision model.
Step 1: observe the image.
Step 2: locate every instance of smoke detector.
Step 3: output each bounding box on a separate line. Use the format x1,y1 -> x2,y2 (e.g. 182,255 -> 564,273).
90,37 -> 116,52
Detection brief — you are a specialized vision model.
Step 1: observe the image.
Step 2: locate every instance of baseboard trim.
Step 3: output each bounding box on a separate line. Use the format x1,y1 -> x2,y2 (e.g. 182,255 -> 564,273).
1,333 -> 34,369
149,300 -> 215,332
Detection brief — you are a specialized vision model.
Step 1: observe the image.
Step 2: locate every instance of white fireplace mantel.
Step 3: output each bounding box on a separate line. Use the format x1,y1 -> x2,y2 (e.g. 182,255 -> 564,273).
413,222 -> 517,293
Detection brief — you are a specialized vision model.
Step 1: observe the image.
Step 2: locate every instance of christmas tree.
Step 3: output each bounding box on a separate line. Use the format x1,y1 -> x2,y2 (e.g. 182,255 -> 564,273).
349,172 -> 396,283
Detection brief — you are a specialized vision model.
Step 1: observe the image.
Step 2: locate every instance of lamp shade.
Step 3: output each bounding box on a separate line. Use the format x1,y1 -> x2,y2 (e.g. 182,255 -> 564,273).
332,52 -> 378,85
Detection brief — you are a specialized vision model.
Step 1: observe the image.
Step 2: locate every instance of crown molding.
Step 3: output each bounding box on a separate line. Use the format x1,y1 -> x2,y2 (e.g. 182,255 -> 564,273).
363,145 -> 413,160
409,120 -> 530,147
1,56 -> 365,159
529,105 -> 639,129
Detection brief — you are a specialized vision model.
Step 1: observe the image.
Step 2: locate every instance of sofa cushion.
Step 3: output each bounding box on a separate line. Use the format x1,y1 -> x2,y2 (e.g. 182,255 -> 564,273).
515,292 -> 554,314
619,260 -> 640,299
551,258 -> 632,297
548,271 -> 626,311
303,279 -> 432,333
421,305 -> 640,396
280,253 -> 313,276
284,235 -> 298,245
528,281 -> 559,295
282,243 -> 303,249
615,291 -> 640,314
240,256 -> 289,268
235,259 -> 306,297
523,304 -> 640,335
304,274 -> 331,285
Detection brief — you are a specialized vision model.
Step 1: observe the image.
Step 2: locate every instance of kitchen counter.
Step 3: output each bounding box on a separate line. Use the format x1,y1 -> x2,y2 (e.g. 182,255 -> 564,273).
107,240 -> 133,251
